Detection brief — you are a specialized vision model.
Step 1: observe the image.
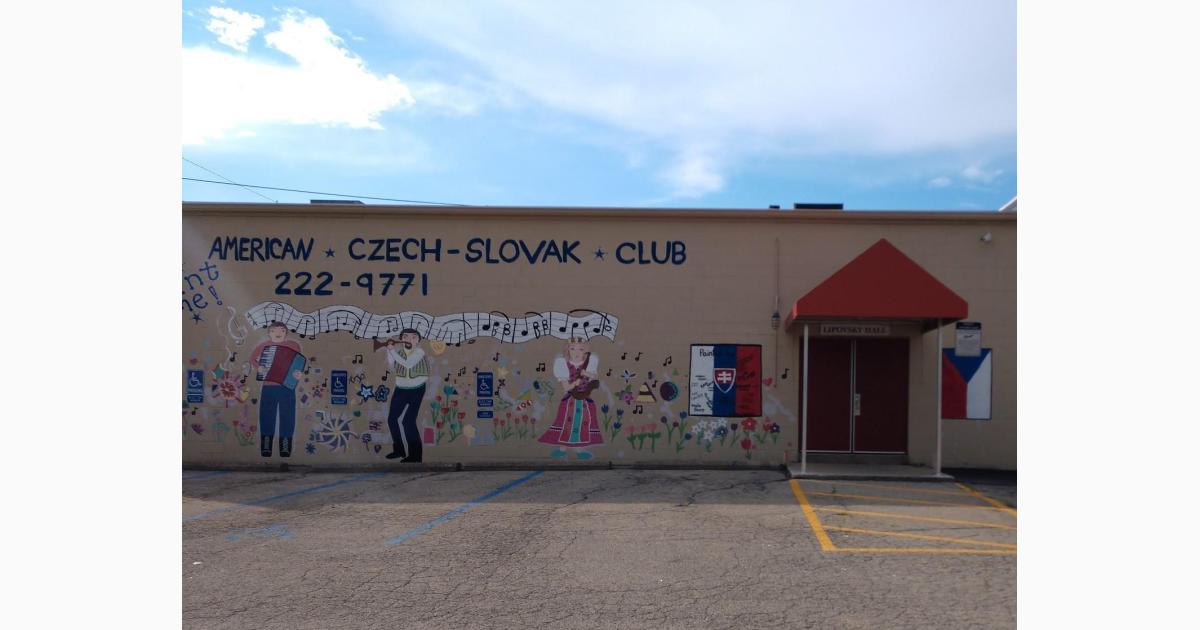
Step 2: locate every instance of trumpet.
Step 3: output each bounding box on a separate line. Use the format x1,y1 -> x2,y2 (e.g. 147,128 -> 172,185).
373,338 -> 398,352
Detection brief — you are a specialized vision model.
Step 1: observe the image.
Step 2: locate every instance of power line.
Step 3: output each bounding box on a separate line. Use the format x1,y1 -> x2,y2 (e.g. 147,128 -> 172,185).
182,177 -> 468,206
182,158 -> 278,203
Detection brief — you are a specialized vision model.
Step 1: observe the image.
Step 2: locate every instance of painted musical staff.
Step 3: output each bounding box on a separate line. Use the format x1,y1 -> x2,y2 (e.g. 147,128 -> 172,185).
245,303 -> 619,344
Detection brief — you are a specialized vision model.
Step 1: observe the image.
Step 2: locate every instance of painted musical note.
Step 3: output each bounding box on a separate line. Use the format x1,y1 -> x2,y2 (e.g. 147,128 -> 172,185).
228,352 -> 237,363
246,303 -> 618,344
492,352 -> 500,362
353,354 -> 363,365
536,362 -> 546,372
634,404 -> 644,414
458,367 -> 467,377
634,352 -> 643,361
662,356 -> 672,366
781,368 -> 790,380
606,368 -> 612,377
444,372 -> 451,382
621,352 -> 627,361
381,370 -> 390,382
472,366 -> 479,374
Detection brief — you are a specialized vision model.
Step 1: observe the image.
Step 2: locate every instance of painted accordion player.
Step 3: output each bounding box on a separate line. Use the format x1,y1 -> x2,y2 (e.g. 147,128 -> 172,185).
256,344 -> 307,390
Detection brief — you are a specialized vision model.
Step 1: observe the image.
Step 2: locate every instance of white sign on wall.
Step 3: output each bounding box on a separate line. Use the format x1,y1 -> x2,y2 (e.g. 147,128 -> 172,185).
955,322 -> 982,357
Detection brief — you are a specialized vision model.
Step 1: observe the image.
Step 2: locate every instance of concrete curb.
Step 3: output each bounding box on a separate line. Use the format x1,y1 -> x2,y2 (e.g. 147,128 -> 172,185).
183,461 -> 788,474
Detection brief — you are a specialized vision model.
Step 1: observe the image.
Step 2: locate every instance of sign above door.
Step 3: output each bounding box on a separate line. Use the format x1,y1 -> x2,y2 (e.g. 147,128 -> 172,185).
819,323 -> 891,336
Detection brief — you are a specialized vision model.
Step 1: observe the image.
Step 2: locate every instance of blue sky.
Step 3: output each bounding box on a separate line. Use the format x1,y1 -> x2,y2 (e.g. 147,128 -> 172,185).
182,1 -> 1015,210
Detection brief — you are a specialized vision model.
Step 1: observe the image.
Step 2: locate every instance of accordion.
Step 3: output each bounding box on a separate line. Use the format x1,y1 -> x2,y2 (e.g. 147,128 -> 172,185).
256,344 -> 306,390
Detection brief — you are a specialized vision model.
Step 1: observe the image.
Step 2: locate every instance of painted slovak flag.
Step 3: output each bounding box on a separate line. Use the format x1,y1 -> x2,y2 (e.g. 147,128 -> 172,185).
941,349 -> 992,420
689,344 -> 762,417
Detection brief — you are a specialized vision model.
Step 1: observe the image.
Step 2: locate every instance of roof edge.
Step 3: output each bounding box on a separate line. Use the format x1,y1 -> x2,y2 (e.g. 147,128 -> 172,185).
182,202 -> 1018,224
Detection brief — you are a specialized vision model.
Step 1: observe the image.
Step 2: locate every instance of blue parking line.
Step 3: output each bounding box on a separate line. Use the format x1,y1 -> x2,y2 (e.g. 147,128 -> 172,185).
184,472 -> 387,523
182,471 -> 232,481
385,470 -> 545,545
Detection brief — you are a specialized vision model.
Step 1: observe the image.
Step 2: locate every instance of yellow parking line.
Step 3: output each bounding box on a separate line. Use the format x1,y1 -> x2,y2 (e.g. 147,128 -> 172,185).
807,490 -> 1014,512
800,479 -> 981,498
813,507 -> 1017,530
823,525 -> 1016,549
833,546 -> 1015,556
956,482 -> 1017,517
789,479 -> 837,551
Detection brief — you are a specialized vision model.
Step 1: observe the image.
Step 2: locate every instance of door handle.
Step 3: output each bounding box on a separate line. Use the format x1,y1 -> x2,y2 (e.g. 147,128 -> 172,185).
853,393 -> 861,416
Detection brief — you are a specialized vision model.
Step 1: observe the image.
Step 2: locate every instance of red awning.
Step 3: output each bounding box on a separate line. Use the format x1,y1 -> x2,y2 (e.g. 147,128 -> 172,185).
786,238 -> 967,331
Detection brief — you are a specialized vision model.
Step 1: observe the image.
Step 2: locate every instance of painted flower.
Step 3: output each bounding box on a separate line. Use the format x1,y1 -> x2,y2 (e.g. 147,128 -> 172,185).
730,423 -> 740,433
458,412 -> 466,420
436,421 -> 444,428
436,395 -> 443,402
305,443 -> 316,454
361,433 -> 372,444
616,408 -> 625,417
613,421 -> 622,430
684,433 -> 693,441
769,423 -> 781,434
215,375 -> 240,401
679,411 -> 688,419
740,437 -> 754,450
190,423 -> 204,434
660,416 -> 668,424
621,391 -> 635,404
601,404 -> 610,414
741,418 -> 758,431
451,399 -> 459,407
716,427 -> 728,437
672,421 -> 679,427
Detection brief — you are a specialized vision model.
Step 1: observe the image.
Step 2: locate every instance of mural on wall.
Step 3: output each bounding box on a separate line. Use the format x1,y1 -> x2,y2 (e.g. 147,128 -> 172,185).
942,348 -> 993,420
688,344 -> 763,417
249,322 -> 307,457
245,302 -> 618,345
183,231 -> 803,464
536,338 -> 604,459
382,329 -> 428,462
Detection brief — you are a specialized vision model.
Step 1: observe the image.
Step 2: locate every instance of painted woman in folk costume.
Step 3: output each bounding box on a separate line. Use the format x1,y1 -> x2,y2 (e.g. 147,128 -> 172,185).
537,338 -> 603,458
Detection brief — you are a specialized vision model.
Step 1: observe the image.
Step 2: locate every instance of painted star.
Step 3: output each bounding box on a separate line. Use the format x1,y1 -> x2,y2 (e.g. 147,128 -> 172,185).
192,313 -> 202,323
358,384 -> 375,400
324,248 -> 335,258
594,247 -> 606,260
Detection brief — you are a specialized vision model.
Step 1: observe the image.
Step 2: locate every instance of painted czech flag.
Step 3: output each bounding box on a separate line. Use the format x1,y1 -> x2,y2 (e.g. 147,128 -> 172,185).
689,344 -> 762,417
942,348 -> 992,420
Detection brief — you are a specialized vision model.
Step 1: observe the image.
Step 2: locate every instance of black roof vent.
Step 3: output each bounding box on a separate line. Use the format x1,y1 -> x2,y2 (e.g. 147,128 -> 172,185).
793,202 -> 843,210
310,199 -> 365,205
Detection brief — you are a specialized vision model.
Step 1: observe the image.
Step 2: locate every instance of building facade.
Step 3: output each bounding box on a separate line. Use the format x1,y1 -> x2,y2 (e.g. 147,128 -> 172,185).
182,203 -> 1016,470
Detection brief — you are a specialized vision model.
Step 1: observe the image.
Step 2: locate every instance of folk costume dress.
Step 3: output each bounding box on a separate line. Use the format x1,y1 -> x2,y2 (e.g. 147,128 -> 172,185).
537,353 -> 604,449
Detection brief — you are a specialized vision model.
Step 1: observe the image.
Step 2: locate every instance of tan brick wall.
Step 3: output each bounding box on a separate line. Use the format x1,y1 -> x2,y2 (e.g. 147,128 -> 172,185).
182,204 -> 1016,470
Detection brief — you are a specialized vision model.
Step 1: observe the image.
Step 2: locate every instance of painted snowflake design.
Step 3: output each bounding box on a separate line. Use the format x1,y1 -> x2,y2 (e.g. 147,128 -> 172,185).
310,413 -> 359,452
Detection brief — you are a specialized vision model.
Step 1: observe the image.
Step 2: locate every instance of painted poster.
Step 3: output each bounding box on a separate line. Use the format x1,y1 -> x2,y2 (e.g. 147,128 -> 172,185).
942,348 -> 992,420
688,344 -> 762,417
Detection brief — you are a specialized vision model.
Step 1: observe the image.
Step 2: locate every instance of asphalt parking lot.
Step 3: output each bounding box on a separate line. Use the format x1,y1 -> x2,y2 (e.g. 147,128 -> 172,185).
183,469 -> 1016,629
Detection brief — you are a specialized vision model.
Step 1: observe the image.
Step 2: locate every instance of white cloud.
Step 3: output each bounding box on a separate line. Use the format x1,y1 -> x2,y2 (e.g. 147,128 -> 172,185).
205,7 -> 265,52
359,0 -> 1015,197
661,146 -> 724,198
184,9 -> 414,145
962,164 -> 1004,183
928,176 -> 952,188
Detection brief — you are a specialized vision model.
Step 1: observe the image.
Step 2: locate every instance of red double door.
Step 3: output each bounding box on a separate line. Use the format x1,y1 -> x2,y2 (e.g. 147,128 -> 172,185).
805,337 -> 909,453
